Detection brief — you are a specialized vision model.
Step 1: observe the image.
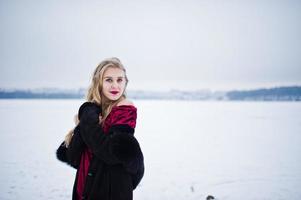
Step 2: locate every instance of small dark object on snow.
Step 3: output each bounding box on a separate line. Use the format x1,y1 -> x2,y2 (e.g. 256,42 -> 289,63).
206,195 -> 215,200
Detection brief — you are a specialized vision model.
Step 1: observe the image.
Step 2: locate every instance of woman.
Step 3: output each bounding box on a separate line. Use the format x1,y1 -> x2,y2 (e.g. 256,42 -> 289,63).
56,57 -> 144,200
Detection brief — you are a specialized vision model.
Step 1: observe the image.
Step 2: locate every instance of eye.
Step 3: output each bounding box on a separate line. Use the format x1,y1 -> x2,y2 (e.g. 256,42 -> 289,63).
105,78 -> 112,82
117,78 -> 123,83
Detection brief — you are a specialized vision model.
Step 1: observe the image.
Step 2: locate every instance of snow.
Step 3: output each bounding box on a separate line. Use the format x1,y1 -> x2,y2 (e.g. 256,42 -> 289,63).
0,99 -> 300,200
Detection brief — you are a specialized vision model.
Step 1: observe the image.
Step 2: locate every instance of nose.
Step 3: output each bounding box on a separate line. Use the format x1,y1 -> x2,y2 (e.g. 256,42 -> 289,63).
111,80 -> 118,89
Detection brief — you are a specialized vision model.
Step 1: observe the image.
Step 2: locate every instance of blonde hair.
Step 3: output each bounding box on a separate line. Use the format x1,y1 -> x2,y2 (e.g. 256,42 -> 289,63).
64,57 -> 129,147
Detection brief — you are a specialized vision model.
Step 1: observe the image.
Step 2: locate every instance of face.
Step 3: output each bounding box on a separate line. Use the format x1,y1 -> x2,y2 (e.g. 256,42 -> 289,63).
102,67 -> 127,101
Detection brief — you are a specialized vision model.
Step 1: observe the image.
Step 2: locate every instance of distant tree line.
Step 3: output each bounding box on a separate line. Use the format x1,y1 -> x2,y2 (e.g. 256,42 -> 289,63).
0,89 -> 84,99
226,86 -> 301,101
0,86 -> 300,101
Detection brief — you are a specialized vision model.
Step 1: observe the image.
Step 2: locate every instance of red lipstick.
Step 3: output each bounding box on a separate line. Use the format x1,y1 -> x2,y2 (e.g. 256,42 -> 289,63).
110,91 -> 119,95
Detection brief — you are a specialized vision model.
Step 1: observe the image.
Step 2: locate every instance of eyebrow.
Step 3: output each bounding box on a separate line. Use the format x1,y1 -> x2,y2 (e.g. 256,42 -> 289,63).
104,76 -> 125,79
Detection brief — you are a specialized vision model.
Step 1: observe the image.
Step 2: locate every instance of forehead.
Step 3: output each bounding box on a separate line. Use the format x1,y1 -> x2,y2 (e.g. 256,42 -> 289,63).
103,67 -> 125,77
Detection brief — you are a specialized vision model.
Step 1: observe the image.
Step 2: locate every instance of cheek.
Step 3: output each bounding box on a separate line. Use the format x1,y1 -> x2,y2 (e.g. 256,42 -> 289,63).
120,82 -> 126,89
102,82 -> 110,91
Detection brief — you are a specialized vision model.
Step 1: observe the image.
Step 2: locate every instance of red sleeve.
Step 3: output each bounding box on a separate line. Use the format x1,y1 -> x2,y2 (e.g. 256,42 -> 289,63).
103,105 -> 137,133
111,105 -> 137,127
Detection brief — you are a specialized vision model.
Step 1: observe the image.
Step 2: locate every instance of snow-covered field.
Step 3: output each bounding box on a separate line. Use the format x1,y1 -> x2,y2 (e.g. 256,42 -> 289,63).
0,99 -> 300,200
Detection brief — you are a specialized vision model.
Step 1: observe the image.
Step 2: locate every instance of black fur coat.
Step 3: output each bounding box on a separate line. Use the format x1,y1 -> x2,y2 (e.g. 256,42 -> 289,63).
56,102 -> 144,200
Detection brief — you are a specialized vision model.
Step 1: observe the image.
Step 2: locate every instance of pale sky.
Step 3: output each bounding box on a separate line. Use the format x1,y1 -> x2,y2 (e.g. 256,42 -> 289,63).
0,0 -> 300,91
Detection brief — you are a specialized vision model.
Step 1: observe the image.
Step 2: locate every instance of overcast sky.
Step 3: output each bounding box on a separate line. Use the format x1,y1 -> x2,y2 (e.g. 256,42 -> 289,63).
0,0 -> 300,91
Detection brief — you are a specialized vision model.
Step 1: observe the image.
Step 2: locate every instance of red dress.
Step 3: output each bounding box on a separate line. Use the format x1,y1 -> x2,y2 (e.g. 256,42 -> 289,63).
76,105 -> 137,200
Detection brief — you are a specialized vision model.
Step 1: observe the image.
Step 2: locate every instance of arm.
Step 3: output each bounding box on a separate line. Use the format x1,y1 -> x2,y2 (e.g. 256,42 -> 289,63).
103,115 -> 145,188
56,142 -> 69,165
83,121 -> 145,188
78,102 -> 143,171
56,125 -> 86,169
78,102 -> 121,165
66,125 -> 86,168
115,133 -> 144,190
132,155 -> 144,190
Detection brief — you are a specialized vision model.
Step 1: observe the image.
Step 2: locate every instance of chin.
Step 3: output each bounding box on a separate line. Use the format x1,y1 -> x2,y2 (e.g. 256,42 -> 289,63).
109,96 -> 122,101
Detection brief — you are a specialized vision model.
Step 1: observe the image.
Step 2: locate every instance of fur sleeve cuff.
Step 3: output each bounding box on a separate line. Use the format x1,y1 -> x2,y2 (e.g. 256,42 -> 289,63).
56,142 -> 68,164
110,133 -> 141,164
108,124 -> 135,135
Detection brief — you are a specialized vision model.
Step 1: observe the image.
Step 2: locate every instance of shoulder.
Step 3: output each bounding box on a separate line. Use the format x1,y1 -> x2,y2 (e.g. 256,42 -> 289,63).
110,99 -> 137,117
108,99 -> 137,128
117,99 -> 135,107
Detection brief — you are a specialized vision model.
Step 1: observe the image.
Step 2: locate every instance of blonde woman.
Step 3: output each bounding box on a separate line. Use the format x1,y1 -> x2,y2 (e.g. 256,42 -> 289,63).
56,58 -> 144,200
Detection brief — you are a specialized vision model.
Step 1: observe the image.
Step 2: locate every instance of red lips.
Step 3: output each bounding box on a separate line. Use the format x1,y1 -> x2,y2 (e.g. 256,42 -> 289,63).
110,91 -> 119,95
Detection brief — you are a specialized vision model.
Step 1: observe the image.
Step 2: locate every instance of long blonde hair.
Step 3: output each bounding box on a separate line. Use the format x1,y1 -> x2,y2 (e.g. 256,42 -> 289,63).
64,57 -> 129,147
